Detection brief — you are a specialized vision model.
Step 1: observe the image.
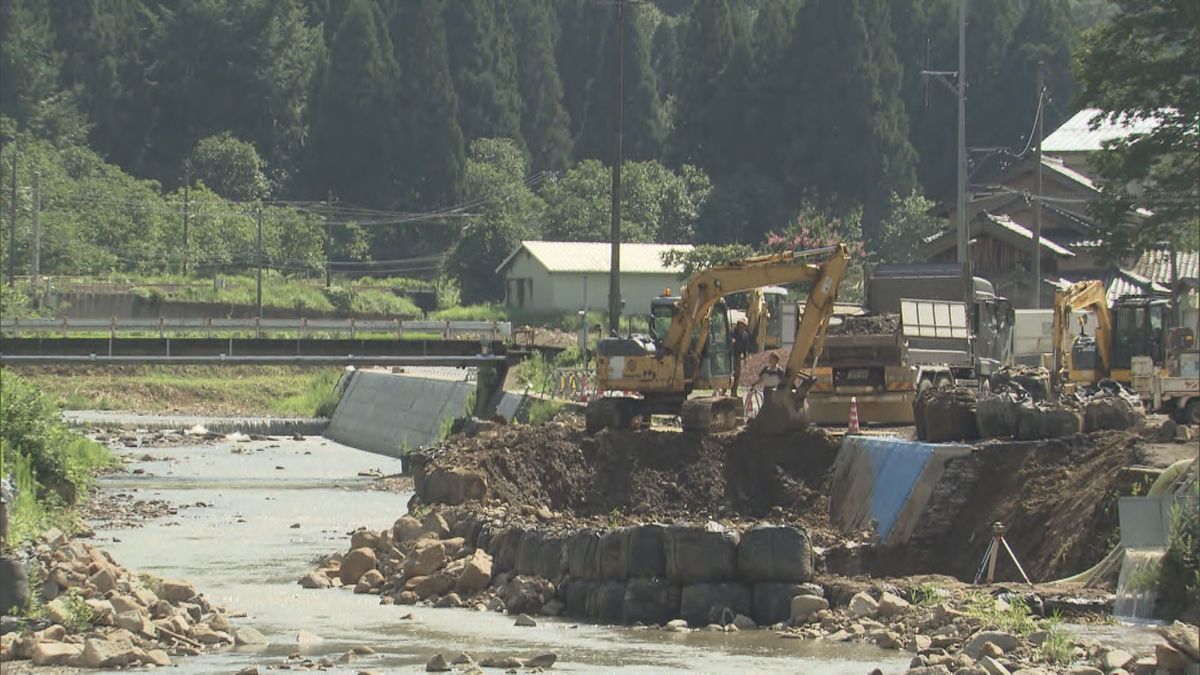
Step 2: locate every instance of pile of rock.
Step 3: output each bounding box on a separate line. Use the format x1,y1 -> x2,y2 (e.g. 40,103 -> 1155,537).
0,530 -> 264,669
298,510 -> 496,612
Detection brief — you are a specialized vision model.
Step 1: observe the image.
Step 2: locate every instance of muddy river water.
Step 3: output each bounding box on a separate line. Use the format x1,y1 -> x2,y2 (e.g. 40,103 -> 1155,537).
93,434 -> 910,674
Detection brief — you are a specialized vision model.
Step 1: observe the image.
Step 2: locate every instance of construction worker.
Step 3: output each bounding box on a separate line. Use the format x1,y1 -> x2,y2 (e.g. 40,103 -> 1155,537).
730,319 -> 752,396
756,352 -> 786,403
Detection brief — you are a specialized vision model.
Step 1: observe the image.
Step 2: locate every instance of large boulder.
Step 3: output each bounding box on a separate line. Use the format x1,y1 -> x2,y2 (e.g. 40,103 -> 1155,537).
158,579 -> 197,603
420,512 -> 451,540
420,467 -> 487,505
31,641 -> 82,666
340,548 -> 378,585
736,525 -> 812,583
82,638 -> 142,668
504,576 -> 554,615
456,549 -> 494,594
623,577 -> 681,626
350,528 -> 380,551
402,541 -> 446,579
679,582 -> 751,627
789,594 -> 830,623
665,524 -> 739,585
622,524 -> 667,579
393,516 -> 424,543
752,583 -> 810,626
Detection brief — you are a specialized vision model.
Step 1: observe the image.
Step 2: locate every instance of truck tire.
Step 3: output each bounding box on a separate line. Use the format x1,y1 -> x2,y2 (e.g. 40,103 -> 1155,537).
1181,399 -> 1200,426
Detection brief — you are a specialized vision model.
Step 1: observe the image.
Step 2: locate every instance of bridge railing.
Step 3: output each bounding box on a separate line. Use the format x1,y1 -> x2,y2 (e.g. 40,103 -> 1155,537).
0,317 -> 512,341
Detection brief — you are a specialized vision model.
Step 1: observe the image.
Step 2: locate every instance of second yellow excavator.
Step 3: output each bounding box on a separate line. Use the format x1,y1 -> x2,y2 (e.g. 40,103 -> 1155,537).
586,244 -> 850,434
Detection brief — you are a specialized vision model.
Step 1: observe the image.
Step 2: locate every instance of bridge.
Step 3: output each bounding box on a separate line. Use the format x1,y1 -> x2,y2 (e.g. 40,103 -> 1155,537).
0,317 -> 518,367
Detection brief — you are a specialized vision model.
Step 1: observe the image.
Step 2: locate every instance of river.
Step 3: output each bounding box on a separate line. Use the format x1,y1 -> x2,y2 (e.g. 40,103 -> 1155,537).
92,433 -> 909,674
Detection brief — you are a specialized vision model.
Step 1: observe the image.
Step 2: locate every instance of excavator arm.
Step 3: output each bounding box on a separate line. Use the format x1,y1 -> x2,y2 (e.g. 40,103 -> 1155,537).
662,245 -> 849,364
1052,280 -> 1112,389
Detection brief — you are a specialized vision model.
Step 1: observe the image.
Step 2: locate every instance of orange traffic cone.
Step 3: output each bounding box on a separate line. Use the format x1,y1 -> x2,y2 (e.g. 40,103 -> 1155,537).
848,396 -> 860,435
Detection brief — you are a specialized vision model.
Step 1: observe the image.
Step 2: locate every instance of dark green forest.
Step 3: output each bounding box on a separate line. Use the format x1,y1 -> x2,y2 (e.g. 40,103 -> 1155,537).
0,0 -> 1134,302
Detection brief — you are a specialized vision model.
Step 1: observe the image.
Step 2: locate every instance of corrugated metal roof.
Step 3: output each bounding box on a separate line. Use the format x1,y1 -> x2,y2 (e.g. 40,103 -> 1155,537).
1130,249 -> 1200,284
985,213 -> 1075,256
496,240 -> 694,275
1043,108 -> 1160,153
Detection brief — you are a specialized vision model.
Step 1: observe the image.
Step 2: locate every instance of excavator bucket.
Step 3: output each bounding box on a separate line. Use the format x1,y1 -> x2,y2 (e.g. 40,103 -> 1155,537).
747,376 -> 815,435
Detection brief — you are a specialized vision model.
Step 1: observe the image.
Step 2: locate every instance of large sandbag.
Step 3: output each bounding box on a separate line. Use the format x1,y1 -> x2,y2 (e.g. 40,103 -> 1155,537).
623,577 -> 681,625
991,365 -> 1051,401
564,580 -> 594,617
1016,403 -> 1082,440
622,524 -> 667,579
977,392 -> 1022,439
516,530 -> 546,577
567,529 -> 601,580
595,580 -> 626,623
665,524 -> 739,585
679,582 -> 752,626
736,525 -> 813,583
596,529 -> 626,580
1083,394 -> 1142,432
487,527 -> 524,574
919,387 -> 980,442
537,535 -> 565,580
752,582 -> 810,626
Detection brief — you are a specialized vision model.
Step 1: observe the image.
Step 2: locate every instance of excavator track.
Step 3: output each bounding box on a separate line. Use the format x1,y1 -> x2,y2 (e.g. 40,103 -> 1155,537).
680,396 -> 741,434
585,397 -> 638,434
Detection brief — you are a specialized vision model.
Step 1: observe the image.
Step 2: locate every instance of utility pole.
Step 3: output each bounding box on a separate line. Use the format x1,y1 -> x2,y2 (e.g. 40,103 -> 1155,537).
1032,65 -> 1044,308
182,168 -> 190,276
325,190 -> 333,288
31,171 -> 40,306
607,0 -> 625,335
255,204 -> 263,319
6,146 -> 15,288
955,0 -> 968,266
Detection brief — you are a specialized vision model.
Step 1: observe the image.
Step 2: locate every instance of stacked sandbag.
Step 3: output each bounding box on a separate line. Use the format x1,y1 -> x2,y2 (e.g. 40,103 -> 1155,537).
990,365 -> 1051,401
1081,380 -> 1144,432
976,385 -> 1028,439
1016,401 -> 1083,440
915,386 -> 980,442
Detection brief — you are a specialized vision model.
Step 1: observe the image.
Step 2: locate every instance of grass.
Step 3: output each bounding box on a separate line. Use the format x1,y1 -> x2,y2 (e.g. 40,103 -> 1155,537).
12,364 -> 344,417
1038,613 -> 1074,666
963,592 -> 1039,636
528,399 -> 565,425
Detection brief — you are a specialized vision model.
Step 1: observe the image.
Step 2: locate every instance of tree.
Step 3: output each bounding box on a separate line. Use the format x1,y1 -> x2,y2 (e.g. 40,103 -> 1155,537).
0,0 -> 65,128
443,0 -> 525,150
1076,0 -> 1200,258
660,243 -> 756,279
650,19 -> 681,107
304,0 -> 403,208
187,133 -> 270,202
574,3 -> 664,163
778,0 -> 917,245
668,0 -> 738,168
445,138 -> 545,303
508,0 -> 573,172
385,0 -> 465,209
875,191 -> 943,263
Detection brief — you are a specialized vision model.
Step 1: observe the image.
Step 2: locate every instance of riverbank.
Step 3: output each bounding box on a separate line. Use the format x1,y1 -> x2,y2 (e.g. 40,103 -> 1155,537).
3,365 -> 341,417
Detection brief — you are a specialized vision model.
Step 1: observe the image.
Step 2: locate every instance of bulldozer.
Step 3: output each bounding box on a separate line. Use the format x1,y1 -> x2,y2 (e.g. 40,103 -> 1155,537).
586,244 -> 850,434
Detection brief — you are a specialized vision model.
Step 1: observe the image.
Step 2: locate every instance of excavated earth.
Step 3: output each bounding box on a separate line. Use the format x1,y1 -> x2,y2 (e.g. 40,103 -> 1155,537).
411,417 -> 1182,587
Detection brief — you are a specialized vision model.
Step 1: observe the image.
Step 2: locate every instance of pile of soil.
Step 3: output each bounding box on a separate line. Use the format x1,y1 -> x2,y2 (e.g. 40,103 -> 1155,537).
827,313 -> 900,336
415,419 -> 841,539
928,431 -> 1145,584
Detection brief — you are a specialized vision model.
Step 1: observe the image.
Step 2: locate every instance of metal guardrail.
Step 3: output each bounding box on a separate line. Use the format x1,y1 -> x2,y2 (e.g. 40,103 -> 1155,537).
0,317 -> 512,341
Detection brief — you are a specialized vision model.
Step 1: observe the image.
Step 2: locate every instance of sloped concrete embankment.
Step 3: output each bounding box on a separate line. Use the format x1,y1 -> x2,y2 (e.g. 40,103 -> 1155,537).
323,370 -> 476,461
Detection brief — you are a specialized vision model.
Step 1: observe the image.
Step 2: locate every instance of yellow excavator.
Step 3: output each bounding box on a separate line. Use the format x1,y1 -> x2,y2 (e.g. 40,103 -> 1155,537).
586,244 -> 850,434
1051,279 -> 1113,391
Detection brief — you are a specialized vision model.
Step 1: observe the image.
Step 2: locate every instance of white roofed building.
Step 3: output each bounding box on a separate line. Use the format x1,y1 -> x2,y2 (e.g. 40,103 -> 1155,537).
495,241 -> 693,315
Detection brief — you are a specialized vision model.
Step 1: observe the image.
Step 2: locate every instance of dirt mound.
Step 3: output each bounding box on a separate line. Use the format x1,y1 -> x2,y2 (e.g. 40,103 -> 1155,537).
827,313 -> 900,336
413,420 -> 841,537
930,431 -> 1145,583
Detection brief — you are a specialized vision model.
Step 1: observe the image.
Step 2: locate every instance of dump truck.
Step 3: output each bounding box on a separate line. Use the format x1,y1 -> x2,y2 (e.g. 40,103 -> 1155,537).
806,263 -> 1014,425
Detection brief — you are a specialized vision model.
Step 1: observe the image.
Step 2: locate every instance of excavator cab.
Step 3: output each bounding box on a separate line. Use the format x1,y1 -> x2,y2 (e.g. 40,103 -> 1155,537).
648,295 -> 734,387
1111,296 -> 1171,382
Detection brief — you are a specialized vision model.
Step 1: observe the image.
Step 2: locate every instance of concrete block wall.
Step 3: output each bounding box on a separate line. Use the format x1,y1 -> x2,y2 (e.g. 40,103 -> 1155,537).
324,370 -> 475,460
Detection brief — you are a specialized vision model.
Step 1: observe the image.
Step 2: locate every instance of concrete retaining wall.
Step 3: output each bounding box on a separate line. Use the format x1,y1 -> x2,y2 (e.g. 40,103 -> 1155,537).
829,436 -> 972,546
324,370 -> 475,460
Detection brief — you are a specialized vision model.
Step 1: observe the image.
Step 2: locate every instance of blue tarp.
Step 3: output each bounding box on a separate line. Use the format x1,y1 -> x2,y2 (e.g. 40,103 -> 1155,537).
844,436 -> 937,542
